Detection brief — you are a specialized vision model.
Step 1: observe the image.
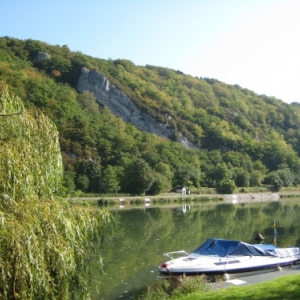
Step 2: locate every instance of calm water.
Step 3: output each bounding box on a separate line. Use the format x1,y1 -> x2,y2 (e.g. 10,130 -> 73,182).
91,198 -> 300,300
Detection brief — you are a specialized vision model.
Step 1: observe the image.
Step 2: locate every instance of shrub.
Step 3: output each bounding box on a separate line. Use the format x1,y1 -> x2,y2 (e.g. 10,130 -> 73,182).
134,275 -> 210,299
217,180 -> 236,194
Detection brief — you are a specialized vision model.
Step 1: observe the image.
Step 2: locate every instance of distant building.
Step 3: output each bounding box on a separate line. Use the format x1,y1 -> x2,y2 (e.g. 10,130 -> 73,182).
176,187 -> 186,195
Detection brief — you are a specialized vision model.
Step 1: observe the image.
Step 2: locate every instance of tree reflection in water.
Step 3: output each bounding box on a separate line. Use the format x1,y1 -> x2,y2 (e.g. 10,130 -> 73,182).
91,198 -> 300,300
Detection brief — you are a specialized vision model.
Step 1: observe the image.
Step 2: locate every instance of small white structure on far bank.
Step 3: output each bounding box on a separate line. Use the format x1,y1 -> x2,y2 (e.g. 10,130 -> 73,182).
176,187 -> 186,195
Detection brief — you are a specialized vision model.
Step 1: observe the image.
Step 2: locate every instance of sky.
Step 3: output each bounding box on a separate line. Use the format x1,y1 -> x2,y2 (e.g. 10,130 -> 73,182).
1,0 -> 300,103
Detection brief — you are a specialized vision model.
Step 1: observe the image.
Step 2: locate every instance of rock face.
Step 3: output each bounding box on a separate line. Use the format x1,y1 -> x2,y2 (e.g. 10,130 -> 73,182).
77,67 -> 196,148
34,51 -> 51,62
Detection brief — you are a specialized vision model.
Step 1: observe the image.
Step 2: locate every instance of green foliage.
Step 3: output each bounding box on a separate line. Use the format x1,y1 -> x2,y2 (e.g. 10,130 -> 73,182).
147,177 -> 164,195
250,170 -> 263,187
122,158 -> 154,195
100,166 -> 120,193
264,168 -> 295,191
75,159 -> 102,193
77,91 -> 99,114
0,86 -> 62,200
76,174 -> 90,192
0,86 -> 114,299
233,168 -> 251,187
2,37 -> 300,194
206,163 -> 231,187
135,275 -> 210,300
0,198 -> 113,300
217,180 -> 236,194
62,170 -> 76,194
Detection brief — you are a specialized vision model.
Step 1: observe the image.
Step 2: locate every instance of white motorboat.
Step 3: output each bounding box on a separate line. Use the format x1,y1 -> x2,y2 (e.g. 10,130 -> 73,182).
158,238 -> 300,280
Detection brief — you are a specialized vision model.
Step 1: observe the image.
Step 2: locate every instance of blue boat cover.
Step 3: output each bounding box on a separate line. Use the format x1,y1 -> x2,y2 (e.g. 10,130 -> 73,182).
192,238 -> 278,257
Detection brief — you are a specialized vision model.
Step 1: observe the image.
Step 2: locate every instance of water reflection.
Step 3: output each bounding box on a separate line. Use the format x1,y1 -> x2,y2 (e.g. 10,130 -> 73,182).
92,198 -> 300,300
175,204 -> 192,214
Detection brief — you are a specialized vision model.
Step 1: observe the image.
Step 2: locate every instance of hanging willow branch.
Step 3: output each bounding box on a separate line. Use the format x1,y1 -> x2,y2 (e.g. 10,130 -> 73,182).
0,86 -> 62,200
0,111 -> 23,116
0,85 -> 115,299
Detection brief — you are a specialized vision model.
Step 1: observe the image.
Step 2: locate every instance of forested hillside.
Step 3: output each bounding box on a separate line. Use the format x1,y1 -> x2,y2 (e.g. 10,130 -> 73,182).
1,36 -> 300,195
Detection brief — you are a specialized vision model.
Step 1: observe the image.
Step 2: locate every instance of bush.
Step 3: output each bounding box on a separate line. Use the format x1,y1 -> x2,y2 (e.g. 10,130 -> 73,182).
134,275 -> 210,300
217,180 -> 236,194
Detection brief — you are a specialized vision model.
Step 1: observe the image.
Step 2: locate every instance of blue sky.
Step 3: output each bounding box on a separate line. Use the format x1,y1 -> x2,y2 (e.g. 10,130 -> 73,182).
1,0 -> 300,103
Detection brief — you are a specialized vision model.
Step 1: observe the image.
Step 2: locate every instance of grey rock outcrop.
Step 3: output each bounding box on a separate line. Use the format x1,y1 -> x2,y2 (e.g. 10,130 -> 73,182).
34,51 -> 51,62
77,67 -> 196,147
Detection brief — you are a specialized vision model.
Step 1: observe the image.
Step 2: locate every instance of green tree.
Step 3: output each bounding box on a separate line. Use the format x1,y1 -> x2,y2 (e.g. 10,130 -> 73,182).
233,168 -> 250,187
217,180 -> 236,194
122,158 -> 154,195
173,164 -> 201,188
147,175 -> 164,195
154,162 -> 174,180
148,172 -> 173,195
264,168 -> 294,188
75,174 -> 90,192
77,91 -> 99,114
100,166 -> 120,193
250,170 -> 263,187
152,162 -> 173,193
264,172 -> 283,191
62,170 -> 76,194
252,160 -> 267,174
0,86 -> 62,200
75,159 -> 102,192
207,163 -> 231,187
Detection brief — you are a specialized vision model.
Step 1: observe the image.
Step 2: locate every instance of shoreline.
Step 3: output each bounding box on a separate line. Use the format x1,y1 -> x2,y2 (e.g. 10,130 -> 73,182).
66,190 -> 300,207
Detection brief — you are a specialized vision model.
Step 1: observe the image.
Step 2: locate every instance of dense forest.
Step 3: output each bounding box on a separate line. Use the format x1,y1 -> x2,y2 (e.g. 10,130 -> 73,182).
1,36 -> 300,195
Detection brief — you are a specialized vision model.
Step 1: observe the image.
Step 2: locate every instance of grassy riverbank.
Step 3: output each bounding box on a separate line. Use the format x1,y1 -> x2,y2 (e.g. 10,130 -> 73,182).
67,187 -> 300,207
136,273 -> 300,300
68,192 -> 224,206
177,273 -> 300,300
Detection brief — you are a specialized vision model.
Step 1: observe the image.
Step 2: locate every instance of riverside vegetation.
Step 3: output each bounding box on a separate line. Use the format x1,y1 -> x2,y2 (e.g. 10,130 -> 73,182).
134,273 -> 300,300
0,87 -> 113,299
1,37 -> 300,197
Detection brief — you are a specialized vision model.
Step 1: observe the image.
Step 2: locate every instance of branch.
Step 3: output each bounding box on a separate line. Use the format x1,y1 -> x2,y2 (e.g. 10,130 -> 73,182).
0,111 -> 23,116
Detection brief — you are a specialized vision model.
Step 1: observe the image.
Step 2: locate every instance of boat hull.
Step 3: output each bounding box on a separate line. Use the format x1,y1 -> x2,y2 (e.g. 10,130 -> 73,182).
159,257 -> 300,277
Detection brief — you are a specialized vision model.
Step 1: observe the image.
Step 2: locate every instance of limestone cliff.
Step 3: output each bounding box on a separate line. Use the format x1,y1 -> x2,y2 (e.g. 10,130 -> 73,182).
77,67 -> 195,148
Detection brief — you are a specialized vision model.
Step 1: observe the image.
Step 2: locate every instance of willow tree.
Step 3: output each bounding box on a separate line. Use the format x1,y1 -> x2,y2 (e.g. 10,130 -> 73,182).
0,86 -> 62,200
0,86 -> 113,300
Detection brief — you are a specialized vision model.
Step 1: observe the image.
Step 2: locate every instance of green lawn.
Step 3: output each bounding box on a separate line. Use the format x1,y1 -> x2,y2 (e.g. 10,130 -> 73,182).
175,273 -> 300,300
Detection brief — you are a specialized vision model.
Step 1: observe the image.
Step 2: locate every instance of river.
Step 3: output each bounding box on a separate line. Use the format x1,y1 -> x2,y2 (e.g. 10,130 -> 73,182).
90,197 -> 300,299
